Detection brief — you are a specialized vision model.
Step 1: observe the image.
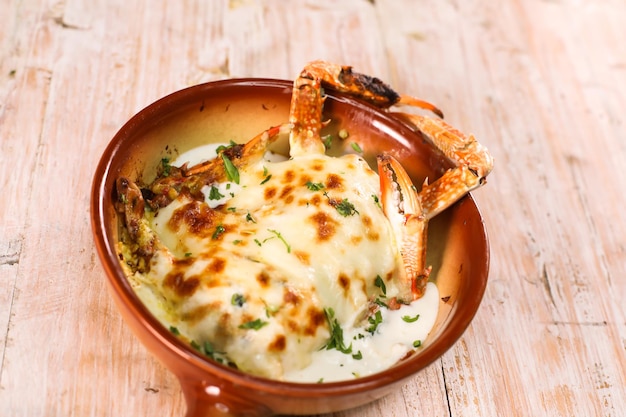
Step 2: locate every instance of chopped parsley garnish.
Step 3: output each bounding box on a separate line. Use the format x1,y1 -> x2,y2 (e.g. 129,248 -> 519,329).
227,206 -> 237,212
402,314 -> 420,323
161,158 -> 172,176
265,303 -> 279,317
366,310 -> 383,334
350,142 -> 363,153
371,194 -> 381,208
260,174 -> 272,185
231,293 -> 246,307
374,275 -> 386,296
184,252 -> 192,257
220,153 -> 240,184
352,351 -> 363,360
322,134 -> 333,149
169,326 -> 180,335
246,212 -> 256,223
208,185 -> 225,200
190,339 -> 223,361
238,318 -> 268,330
268,229 -> 291,253
212,224 -> 226,240
306,181 -> 325,191
254,238 -> 262,247
373,297 -> 388,308
322,308 -> 353,354
413,340 -> 422,348
334,198 -> 359,217
215,140 -> 237,154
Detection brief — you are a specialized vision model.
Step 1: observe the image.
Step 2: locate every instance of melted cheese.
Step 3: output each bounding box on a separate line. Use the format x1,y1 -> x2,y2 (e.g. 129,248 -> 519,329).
124,144 -> 439,381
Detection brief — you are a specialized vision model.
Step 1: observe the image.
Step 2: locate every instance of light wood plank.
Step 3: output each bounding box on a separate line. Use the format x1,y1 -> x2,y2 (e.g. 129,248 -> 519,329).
1,0 -> 624,416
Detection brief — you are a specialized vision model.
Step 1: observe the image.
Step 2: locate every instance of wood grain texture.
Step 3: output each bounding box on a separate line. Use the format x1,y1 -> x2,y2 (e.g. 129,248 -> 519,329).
0,0 -> 624,416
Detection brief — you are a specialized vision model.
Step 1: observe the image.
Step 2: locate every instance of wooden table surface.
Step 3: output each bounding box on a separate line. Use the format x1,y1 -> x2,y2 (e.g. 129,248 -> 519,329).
1,0 -> 624,416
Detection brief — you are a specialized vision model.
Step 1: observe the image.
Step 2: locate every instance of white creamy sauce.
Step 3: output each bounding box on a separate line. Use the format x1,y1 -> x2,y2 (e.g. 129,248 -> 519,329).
150,143 -> 442,383
174,143 -> 287,167
284,282 -> 439,383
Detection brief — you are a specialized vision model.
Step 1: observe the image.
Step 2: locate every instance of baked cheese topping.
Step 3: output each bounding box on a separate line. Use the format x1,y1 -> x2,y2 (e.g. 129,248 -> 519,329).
121,143 -> 439,381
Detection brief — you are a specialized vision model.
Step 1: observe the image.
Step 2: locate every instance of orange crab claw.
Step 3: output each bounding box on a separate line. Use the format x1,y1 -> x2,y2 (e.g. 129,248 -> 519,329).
288,75 -> 326,157
377,155 -> 431,301
299,60 -> 443,117
183,124 -> 290,177
396,113 -> 494,219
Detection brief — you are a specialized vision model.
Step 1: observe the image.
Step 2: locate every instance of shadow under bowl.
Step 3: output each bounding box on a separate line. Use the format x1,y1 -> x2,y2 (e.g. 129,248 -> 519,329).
91,79 -> 489,417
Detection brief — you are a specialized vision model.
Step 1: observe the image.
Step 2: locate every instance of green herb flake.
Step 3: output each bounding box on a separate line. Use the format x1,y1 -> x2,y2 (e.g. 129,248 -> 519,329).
374,275 -> 387,296
184,252 -> 192,257
201,341 -> 215,356
322,308 -> 353,354
232,239 -> 242,245
334,198 -> 359,217
221,153 -> 240,184
238,318 -> 268,330
373,297 -> 388,308
191,339 -> 221,359
254,238 -> 262,247
161,158 -> 172,176
231,293 -> 246,307
260,174 -> 272,185
352,351 -> 363,360
322,134 -> 333,149
371,194 -> 381,208
306,181 -> 325,191
366,310 -> 383,334
413,340 -> 422,348
216,140 -> 238,154
268,229 -> 291,253
350,142 -> 363,153
212,224 -> 226,240
246,212 -> 256,223
227,206 -> 237,212
402,314 -> 420,323
169,326 -> 180,335
208,185 -> 225,200
265,304 -> 280,317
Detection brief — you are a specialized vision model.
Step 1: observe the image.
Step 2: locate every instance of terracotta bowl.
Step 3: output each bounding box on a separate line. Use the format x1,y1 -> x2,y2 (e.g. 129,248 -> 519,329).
91,79 -> 489,417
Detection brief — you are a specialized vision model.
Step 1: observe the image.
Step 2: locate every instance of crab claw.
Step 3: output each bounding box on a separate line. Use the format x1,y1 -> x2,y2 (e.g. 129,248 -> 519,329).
300,60 -> 444,117
377,155 -> 431,301
396,113 -> 494,218
183,123 -> 290,177
116,177 -> 158,271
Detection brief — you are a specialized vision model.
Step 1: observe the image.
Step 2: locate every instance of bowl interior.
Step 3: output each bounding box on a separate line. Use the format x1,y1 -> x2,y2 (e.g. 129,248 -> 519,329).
91,78 -> 489,415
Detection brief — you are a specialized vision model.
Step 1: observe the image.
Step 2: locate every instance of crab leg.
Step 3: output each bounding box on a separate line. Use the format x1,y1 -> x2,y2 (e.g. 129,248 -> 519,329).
298,60 -> 444,117
288,72 -> 326,157
116,177 -> 159,271
377,155 -> 431,301
183,123 -> 290,177
400,114 -> 494,219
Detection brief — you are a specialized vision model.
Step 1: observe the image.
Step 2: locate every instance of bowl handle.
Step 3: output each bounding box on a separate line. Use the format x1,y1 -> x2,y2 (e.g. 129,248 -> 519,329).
180,379 -> 274,417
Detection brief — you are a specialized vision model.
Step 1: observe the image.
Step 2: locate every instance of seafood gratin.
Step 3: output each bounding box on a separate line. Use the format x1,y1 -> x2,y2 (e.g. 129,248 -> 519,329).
115,61 -> 493,381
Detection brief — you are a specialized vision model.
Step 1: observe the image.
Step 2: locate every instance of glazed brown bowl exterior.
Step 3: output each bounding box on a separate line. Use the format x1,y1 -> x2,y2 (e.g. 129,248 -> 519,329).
91,79 -> 489,417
